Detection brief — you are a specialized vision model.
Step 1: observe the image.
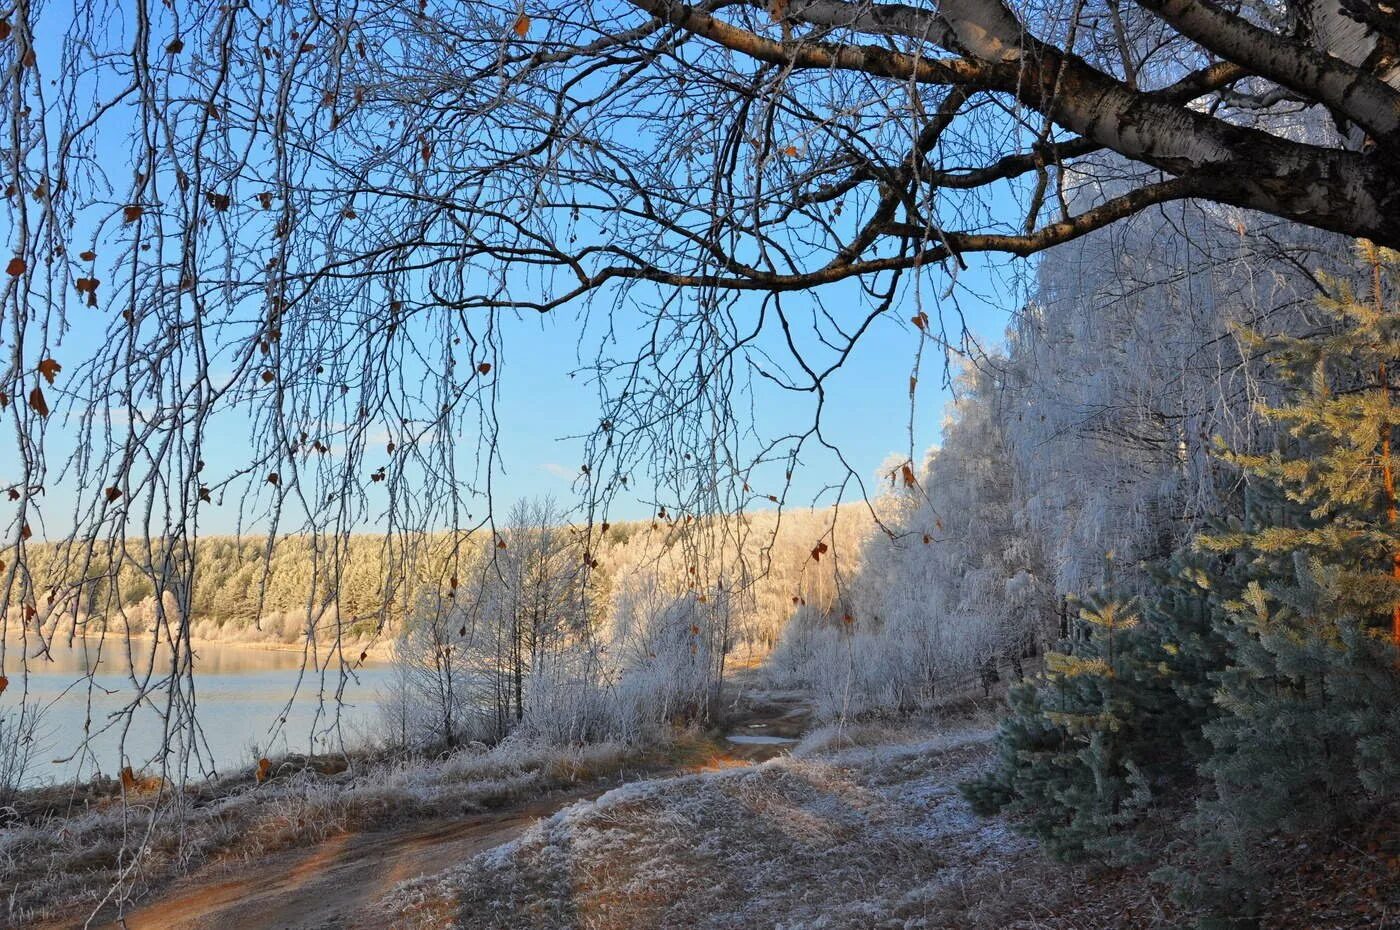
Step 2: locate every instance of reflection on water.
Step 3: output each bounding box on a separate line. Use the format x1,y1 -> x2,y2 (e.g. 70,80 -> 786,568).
0,636 -> 390,787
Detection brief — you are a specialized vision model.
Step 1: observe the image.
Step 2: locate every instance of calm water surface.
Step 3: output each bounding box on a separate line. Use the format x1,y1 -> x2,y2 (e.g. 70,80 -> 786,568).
1,636 -> 390,787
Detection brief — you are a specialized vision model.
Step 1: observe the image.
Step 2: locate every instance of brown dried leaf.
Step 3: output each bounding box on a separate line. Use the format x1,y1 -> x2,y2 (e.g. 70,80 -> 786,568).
27,386 -> 48,417
37,358 -> 61,385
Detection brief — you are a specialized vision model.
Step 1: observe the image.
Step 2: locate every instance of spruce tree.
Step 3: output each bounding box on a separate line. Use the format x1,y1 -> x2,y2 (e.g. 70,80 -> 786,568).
1183,241 -> 1400,926
963,552 -> 1228,862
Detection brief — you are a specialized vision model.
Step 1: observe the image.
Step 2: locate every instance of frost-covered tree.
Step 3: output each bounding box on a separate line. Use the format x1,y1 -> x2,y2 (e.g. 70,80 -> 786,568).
1001,188 -> 1346,595
776,361 -> 1053,717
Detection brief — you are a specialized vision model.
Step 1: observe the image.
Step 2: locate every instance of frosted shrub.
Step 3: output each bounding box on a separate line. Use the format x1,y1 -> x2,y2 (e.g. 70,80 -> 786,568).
613,590 -> 721,729
0,705 -> 42,810
517,649 -> 617,745
383,590 -> 478,751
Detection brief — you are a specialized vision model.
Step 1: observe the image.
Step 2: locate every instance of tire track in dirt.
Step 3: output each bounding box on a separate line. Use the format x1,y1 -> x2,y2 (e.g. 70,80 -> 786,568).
75,789 -> 600,930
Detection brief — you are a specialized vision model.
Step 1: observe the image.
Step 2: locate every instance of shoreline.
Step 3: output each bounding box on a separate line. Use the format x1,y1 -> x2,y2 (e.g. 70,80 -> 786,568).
3,631 -> 395,663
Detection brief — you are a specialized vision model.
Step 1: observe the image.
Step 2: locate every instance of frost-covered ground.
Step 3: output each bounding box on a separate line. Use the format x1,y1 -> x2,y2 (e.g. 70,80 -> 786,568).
380,726 -> 1174,930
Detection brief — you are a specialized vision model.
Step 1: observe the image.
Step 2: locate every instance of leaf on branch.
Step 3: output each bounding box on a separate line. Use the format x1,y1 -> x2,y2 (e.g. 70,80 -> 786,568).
513,12 -> 530,37
782,145 -> 799,157
267,472 -> 280,486
78,250 -> 95,262
0,21 -> 11,40
256,757 -> 271,783
122,205 -> 143,223
76,277 -> 99,305
104,486 -> 122,502
166,37 -> 184,54
20,523 -> 32,540
37,358 -> 61,385
206,191 -> 231,212
477,362 -> 491,374
911,312 -> 929,331
27,386 -> 48,417
496,537 -> 508,549
198,486 -> 212,503
5,256 -> 24,275
257,192 -> 273,210
0,676 -> 6,696
901,463 -> 917,488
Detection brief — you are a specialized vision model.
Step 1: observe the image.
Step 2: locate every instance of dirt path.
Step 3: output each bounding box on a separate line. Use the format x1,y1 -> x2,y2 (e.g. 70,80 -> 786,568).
47,682 -> 811,930
75,787 -> 600,930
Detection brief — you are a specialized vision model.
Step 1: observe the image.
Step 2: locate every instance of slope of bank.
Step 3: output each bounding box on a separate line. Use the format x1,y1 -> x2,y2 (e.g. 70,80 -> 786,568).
380,725 -> 1148,930
379,719 -> 1399,930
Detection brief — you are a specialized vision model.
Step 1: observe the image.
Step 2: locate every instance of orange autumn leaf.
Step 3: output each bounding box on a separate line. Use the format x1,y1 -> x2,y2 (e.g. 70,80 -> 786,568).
5,256 -> 24,276
37,358 -> 61,385
901,463 -> 917,488
0,675 -> 6,696
477,362 -> 491,374
256,757 -> 272,783
104,486 -> 122,502
513,12 -> 530,36
122,204 -> 143,223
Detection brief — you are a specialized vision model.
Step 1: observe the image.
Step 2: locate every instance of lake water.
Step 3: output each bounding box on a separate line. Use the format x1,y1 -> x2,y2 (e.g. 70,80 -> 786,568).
0,637 -> 391,787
